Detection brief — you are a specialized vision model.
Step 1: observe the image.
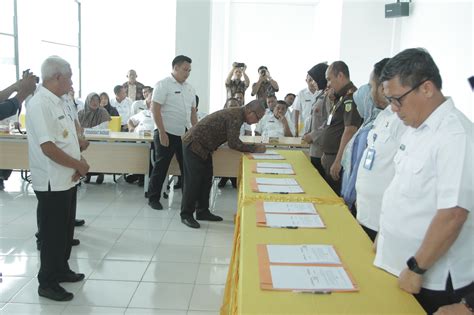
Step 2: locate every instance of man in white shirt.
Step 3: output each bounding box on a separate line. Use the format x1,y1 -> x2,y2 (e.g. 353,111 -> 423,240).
27,56 -> 90,301
355,58 -> 407,242
131,86 -> 152,116
374,48 -> 474,314
110,85 -> 132,131
128,91 -> 154,134
147,55 -> 197,210
255,100 -> 294,137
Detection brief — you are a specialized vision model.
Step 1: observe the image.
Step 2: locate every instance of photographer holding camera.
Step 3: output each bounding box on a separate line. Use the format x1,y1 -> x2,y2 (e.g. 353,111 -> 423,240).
225,62 -> 250,102
251,65 -> 279,101
0,71 -> 38,120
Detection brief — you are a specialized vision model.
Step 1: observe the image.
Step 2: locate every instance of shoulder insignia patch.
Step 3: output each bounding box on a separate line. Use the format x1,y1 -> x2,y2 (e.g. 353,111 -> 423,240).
344,100 -> 353,112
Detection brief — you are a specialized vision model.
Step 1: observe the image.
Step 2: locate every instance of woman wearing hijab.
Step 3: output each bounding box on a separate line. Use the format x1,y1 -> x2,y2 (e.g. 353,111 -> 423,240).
78,92 -> 111,128
302,62 -> 331,176
78,93 -> 111,184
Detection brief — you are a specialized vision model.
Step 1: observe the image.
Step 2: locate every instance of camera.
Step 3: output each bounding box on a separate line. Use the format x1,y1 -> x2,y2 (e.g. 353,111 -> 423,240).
235,62 -> 245,68
260,69 -> 266,76
23,69 -> 40,83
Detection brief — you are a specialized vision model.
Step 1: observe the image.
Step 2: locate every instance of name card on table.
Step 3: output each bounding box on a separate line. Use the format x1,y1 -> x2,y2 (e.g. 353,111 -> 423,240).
83,128 -> 110,137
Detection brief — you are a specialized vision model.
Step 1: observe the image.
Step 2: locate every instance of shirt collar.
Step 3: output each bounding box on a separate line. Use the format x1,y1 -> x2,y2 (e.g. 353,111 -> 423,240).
170,74 -> 185,85
335,82 -> 356,98
418,97 -> 454,132
39,85 -> 63,107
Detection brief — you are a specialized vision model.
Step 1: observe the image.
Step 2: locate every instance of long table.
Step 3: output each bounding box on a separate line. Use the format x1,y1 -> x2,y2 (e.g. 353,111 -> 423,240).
0,133 -> 309,186
0,132 -> 152,174
220,150 -> 424,314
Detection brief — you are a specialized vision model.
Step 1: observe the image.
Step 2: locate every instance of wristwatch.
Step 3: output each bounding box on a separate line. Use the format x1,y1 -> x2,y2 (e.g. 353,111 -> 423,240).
406,256 -> 427,275
461,298 -> 474,314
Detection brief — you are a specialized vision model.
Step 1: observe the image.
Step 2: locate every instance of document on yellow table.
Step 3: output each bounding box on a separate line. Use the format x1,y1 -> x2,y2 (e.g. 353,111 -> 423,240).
250,153 -> 285,160
266,213 -> 324,228
256,178 -> 298,185
266,245 -> 340,264
256,162 -> 293,169
257,184 -> 304,194
263,201 -> 317,214
270,265 -> 356,291
256,167 -> 295,175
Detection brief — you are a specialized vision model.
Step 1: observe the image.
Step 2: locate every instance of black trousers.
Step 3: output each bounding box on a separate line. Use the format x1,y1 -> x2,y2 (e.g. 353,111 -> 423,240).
414,275 -> 474,314
34,186 -> 76,287
148,130 -> 184,202
361,224 -> 377,242
310,157 -> 325,177
180,142 -> 213,219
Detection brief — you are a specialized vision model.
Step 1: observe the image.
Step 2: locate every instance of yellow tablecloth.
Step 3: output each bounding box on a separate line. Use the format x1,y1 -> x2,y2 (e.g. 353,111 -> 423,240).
221,150 -> 423,315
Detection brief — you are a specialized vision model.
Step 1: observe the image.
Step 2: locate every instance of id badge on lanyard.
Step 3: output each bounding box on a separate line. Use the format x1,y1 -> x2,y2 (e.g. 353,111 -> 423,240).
326,114 -> 333,126
363,133 -> 378,170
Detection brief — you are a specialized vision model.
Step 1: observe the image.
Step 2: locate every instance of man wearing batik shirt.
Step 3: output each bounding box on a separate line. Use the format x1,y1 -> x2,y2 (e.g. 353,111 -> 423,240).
180,100 -> 266,229
123,69 -> 145,101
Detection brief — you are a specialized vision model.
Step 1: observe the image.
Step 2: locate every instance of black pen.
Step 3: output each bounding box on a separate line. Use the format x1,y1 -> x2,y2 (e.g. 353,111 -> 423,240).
293,290 -> 332,294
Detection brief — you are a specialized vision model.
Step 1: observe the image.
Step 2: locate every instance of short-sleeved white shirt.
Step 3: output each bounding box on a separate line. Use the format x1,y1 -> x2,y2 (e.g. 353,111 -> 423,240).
255,113 -> 295,137
374,98 -> 474,290
293,88 -> 320,127
26,86 -> 80,191
131,100 -> 147,116
355,106 -> 407,231
129,109 -> 155,134
110,97 -> 133,126
152,75 -> 196,136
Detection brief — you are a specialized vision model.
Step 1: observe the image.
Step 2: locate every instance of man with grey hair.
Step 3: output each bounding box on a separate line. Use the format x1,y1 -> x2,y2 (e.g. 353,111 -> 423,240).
27,56 -> 90,301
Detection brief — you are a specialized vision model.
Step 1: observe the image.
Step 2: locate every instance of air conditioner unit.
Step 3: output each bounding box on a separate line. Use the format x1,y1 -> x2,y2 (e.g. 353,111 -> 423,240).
385,2 -> 409,18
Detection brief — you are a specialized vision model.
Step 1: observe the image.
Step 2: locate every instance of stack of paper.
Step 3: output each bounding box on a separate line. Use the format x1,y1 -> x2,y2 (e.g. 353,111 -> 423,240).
256,201 -> 325,228
254,162 -> 295,175
248,150 -> 285,160
251,178 -> 304,194
257,244 -> 358,292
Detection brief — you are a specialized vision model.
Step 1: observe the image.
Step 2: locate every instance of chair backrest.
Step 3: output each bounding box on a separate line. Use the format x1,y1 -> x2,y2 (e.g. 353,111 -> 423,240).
109,116 -> 121,131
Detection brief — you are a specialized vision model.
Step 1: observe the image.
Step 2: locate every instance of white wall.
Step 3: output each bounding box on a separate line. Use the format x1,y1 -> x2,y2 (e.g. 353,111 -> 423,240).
339,0 -> 394,87
176,0 -> 212,114
398,0 -> 473,121
339,0 -> 473,121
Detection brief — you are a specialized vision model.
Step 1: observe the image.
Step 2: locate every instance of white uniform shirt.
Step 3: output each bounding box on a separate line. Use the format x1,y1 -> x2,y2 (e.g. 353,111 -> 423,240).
255,113 -> 295,137
26,86 -> 80,191
293,88 -> 320,129
374,98 -> 474,290
110,97 -> 132,126
355,106 -> 407,231
152,75 -> 196,136
131,100 -> 147,116
129,109 -> 155,134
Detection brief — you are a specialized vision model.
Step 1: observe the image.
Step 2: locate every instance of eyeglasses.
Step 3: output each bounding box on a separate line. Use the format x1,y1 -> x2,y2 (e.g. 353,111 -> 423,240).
385,79 -> 429,108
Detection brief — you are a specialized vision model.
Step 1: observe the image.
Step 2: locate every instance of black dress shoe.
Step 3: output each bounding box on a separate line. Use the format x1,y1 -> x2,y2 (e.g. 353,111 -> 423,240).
75,219 -> 85,227
57,271 -> 85,283
38,284 -> 73,301
148,200 -> 163,210
72,239 -> 80,246
196,211 -> 223,222
181,217 -> 200,229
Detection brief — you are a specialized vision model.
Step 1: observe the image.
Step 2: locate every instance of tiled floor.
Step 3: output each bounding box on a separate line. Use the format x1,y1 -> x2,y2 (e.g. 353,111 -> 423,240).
0,173 -> 238,314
